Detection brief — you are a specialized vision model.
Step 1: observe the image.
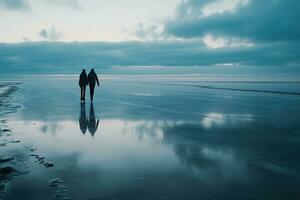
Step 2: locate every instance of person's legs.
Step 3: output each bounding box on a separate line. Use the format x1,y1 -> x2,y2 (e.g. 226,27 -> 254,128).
90,84 -> 95,101
83,86 -> 86,101
80,86 -> 83,100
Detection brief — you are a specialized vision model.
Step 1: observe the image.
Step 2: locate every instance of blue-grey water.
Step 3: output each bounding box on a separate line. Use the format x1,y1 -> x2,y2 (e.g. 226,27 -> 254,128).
1,75 -> 300,200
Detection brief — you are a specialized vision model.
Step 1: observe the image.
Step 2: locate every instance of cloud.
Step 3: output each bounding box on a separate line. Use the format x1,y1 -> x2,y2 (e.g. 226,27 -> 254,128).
0,0 -> 299,74
22,36 -> 31,42
126,23 -> 171,41
0,0 -> 30,11
172,0 -> 211,18
164,0 -> 300,42
0,41 -> 299,74
63,0 -> 81,10
45,0 -> 81,10
202,35 -> 254,48
39,27 -> 63,41
0,0 -> 81,12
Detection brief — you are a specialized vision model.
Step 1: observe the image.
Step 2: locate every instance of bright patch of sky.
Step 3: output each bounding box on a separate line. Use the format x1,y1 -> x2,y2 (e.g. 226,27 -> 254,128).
0,0 -> 180,42
202,0 -> 249,16
202,34 -> 254,48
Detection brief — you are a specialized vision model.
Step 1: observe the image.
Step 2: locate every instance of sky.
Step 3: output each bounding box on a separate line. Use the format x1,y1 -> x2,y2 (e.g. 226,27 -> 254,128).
0,0 -> 299,75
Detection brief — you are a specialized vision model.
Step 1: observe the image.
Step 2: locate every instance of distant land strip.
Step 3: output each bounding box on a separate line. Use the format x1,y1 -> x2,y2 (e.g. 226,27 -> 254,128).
143,83 -> 300,96
180,81 -> 300,84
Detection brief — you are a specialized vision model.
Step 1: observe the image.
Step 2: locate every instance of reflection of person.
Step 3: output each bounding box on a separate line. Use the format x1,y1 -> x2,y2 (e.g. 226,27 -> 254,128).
79,69 -> 88,101
79,102 -> 88,134
88,102 -> 99,136
87,68 -> 99,102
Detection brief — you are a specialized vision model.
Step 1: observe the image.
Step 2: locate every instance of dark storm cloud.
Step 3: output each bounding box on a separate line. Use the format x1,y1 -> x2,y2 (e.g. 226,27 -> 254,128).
0,41 -> 299,74
164,0 -> 300,42
0,0 -> 30,11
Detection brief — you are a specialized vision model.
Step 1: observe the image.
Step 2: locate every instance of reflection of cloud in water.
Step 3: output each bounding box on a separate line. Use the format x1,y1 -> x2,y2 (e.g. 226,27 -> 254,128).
133,121 -> 167,141
126,119 -> 250,181
11,119 -> 176,170
121,119 -> 249,183
201,113 -> 224,128
39,122 -> 63,135
201,113 -> 253,129
11,115 -> 299,191
174,144 -> 246,181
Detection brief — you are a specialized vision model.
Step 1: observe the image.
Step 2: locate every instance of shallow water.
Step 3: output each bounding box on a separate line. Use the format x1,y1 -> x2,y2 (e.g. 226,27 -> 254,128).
2,76 -> 300,200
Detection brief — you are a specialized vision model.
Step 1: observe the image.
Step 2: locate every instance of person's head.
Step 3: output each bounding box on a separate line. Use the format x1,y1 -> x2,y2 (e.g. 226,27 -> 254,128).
91,68 -> 95,73
82,69 -> 86,73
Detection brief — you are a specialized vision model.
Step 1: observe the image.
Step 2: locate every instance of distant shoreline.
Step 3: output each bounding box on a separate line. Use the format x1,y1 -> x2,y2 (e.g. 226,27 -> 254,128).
1,74 -> 300,83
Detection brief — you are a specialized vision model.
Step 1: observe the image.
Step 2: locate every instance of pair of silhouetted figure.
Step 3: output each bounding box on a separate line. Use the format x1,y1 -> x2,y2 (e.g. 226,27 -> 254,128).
79,68 -> 99,101
79,102 -> 99,136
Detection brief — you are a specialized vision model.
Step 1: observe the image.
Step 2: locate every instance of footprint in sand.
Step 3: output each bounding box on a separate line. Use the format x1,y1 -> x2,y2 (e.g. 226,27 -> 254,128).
49,178 -> 69,200
29,153 -> 54,168
29,148 -> 54,168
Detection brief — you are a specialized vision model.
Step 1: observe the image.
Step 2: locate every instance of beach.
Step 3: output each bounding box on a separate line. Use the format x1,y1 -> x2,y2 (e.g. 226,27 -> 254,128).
0,75 -> 300,200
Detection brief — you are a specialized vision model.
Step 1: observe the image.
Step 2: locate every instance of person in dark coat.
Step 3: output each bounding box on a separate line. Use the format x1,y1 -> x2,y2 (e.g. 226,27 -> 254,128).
79,69 -> 88,101
87,68 -> 99,101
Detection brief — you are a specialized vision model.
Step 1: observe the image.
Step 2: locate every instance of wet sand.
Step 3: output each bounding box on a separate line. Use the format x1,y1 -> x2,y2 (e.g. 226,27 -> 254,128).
1,76 -> 300,200
0,82 -> 27,198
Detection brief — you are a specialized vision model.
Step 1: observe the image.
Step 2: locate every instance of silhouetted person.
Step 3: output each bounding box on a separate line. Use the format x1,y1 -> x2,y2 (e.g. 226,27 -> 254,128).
79,102 -> 88,134
87,68 -> 99,101
79,69 -> 88,101
88,102 -> 99,136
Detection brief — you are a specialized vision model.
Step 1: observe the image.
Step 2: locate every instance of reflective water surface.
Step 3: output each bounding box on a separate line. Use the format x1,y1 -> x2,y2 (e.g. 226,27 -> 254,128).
4,76 -> 300,200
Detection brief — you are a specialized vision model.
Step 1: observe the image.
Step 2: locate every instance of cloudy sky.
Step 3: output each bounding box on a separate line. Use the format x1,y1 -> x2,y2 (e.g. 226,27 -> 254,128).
0,0 -> 299,74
